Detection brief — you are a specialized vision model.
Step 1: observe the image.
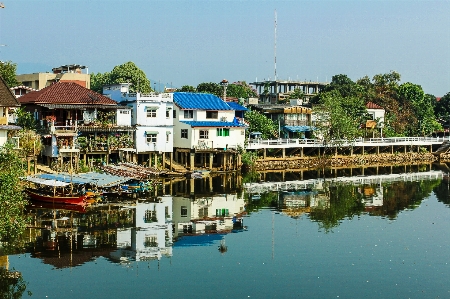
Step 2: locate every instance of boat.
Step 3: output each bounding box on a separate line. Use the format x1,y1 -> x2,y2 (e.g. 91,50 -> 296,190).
23,176 -> 87,206
26,188 -> 87,206
27,201 -> 87,213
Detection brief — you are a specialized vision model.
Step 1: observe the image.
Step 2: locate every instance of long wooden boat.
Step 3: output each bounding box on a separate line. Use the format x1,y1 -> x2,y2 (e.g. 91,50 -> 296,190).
26,188 -> 87,206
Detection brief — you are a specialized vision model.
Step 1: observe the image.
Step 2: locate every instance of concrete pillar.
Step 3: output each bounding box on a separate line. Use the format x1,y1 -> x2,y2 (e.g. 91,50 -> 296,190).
282,148 -> 285,158
154,153 -> 157,168
190,153 -> 195,170
162,152 -> 166,169
170,152 -> 173,171
190,179 -> 195,195
263,148 -> 266,159
209,153 -> 213,169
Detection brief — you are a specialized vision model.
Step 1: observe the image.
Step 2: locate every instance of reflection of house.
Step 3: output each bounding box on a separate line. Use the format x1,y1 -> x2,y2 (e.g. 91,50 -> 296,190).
172,193 -> 246,238
360,184 -> 383,211
16,64 -> 90,90
280,190 -> 327,218
111,197 -> 173,262
18,82 -> 133,165
103,83 -> 174,167
0,76 -> 21,147
172,92 -> 247,171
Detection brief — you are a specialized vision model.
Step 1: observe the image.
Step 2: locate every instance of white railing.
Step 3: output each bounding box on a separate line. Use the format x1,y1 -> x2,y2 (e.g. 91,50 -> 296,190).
246,136 -> 447,149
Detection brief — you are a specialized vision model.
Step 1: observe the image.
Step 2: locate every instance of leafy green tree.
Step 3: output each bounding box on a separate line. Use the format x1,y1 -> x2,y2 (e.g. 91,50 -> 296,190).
0,61 -> 20,87
197,82 -> 222,97
90,62 -> 152,93
434,92 -> 450,122
244,109 -> 278,139
312,90 -> 365,145
226,81 -> 258,99
0,144 -> 28,243
179,85 -> 196,92
15,108 -> 37,131
17,130 -> 43,157
287,88 -> 305,100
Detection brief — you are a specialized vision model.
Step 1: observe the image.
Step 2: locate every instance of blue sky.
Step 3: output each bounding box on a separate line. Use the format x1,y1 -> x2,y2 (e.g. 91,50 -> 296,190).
0,0 -> 448,96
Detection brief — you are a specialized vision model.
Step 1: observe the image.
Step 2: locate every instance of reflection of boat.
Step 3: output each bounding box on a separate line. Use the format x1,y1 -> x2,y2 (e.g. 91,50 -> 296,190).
187,170 -> 210,179
26,188 -> 87,206
27,201 -> 87,213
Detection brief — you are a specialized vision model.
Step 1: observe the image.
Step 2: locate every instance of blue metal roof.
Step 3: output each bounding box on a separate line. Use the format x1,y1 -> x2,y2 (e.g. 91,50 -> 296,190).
284,126 -> 314,132
226,102 -> 248,111
181,120 -> 247,127
173,92 -> 233,110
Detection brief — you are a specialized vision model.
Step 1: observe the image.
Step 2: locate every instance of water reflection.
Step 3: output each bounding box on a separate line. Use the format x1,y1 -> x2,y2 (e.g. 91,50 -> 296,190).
12,166 -> 450,270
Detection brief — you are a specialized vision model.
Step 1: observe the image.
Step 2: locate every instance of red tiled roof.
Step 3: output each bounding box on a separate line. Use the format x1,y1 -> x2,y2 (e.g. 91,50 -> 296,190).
18,82 -> 117,106
366,101 -> 383,109
0,75 -> 21,107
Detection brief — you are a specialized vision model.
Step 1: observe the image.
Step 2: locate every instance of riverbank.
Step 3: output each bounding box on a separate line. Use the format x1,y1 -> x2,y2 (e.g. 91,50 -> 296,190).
253,152 -> 439,171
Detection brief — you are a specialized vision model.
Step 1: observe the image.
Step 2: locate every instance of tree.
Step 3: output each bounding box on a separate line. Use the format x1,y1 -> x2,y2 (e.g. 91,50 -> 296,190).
226,81 -> 258,99
90,62 -> 152,93
0,60 -> 20,87
0,144 -> 28,243
196,82 -> 222,97
15,108 -> 37,131
17,130 -> 43,158
179,85 -> 196,92
287,88 -> 305,100
244,109 -> 278,139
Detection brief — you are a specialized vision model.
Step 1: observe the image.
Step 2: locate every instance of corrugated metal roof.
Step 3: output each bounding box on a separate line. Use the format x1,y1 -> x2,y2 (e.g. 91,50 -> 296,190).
226,102 -> 248,111
181,120 -> 247,128
173,92 -> 233,110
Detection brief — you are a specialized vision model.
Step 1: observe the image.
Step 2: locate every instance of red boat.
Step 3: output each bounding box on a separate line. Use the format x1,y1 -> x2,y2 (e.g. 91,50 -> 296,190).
26,188 -> 87,206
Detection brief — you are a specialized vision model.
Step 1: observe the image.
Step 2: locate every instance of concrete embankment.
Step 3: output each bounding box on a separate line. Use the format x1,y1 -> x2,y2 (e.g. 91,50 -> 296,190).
253,153 -> 438,171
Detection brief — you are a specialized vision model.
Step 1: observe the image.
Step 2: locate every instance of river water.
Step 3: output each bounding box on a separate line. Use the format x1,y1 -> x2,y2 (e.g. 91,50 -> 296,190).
3,165 -> 450,298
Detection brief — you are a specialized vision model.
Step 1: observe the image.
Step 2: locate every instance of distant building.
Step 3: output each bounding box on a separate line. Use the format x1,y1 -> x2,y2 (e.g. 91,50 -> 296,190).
250,79 -> 328,104
0,76 -> 21,147
16,64 -> 90,90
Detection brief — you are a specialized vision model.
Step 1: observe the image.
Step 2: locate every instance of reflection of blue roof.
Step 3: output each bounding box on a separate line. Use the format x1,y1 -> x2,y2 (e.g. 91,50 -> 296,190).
226,102 -> 248,111
174,92 -> 233,110
181,120 -> 246,127
174,233 -> 226,247
284,126 -> 314,132
37,172 -> 131,187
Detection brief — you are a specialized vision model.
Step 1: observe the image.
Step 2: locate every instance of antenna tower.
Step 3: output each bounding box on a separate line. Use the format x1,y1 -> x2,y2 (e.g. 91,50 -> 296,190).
274,9 -> 277,81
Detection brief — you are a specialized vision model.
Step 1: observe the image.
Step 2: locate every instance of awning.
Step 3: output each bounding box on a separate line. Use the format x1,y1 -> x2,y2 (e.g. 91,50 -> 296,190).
145,131 -> 159,134
283,126 -> 314,133
145,106 -> 160,110
24,176 -> 70,187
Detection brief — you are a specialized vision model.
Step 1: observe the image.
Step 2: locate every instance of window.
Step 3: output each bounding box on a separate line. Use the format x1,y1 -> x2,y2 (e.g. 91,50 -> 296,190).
217,128 -> 230,137
166,110 -> 171,118
181,129 -> 188,139
184,110 -> 193,118
166,133 -> 170,142
206,111 -> 218,119
199,130 -> 209,139
181,206 -> 188,217
144,235 -> 158,247
144,210 -> 157,223
173,110 -> 176,118
146,133 -> 157,143
120,110 -> 130,114
146,109 -> 157,118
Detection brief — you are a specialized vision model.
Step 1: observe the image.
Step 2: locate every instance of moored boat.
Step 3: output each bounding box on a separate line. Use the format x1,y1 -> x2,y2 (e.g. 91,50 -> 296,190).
26,188 -> 87,206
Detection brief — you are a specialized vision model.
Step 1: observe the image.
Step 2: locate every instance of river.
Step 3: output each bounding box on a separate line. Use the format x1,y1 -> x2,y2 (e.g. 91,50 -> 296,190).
2,164 -> 450,298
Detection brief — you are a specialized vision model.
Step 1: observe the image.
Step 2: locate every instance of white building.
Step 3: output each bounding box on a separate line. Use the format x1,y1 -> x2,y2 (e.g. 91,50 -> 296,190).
103,84 -> 174,167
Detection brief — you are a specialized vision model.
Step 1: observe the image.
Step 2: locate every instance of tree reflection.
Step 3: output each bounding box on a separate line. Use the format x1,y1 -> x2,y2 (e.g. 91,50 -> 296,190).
309,183 -> 365,232
0,266 -> 30,298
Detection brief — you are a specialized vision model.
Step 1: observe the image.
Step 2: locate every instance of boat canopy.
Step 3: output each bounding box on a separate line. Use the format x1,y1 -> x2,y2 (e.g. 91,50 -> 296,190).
36,172 -> 132,187
24,176 -> 70,187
